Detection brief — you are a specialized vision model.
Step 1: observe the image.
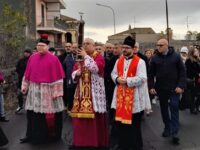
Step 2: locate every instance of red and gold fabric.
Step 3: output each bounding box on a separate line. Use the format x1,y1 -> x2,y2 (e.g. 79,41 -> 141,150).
71,51 -> 99,118
115,55 -> 140,124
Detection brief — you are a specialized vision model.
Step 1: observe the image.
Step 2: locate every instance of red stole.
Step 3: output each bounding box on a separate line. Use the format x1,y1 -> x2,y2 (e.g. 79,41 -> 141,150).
71,51 -> 98,118
115,55 -> 140,124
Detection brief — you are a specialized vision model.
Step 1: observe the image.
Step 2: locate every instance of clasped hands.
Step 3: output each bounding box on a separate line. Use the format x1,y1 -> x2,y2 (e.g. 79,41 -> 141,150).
117,77 -> 127,85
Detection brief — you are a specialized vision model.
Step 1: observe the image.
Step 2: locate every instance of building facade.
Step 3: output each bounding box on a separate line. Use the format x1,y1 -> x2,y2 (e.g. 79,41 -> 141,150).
35,0 -> 67,48
107,26 -> 160,44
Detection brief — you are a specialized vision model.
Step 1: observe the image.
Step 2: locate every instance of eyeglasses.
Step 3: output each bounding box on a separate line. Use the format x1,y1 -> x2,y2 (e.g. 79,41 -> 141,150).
95,48 -> 102,50
122,46 -> 132,50
65,46 -> 71,48
106,47 -> 112,49
156,44 -> 164,47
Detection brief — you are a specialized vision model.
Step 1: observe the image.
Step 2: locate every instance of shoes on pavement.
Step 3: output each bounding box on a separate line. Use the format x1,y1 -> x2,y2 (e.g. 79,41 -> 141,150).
190,110 -> 198,115
172,136 -> 180,145
146,109 -> 153,116
20,137 -> 30,143
152,99 -> 157,104
0,116 -> 9,122
162,129 -> 171,137
15,107 -> 23,114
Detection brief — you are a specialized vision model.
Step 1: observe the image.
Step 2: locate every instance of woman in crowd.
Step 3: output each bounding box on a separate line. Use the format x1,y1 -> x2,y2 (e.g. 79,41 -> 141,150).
0,70 -> 8,147
185,47 -> 200,114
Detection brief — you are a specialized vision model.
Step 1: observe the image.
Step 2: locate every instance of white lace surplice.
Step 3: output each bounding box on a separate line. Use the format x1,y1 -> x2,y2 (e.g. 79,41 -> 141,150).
72,55 -> 107,113
22,79 -> 64,113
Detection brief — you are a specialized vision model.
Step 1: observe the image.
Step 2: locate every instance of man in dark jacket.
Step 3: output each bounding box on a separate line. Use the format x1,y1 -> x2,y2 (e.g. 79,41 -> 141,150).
61,43 -> 76,111
104,43 -> 118,120
15,49 -> 32,113
149,39 -> 186,145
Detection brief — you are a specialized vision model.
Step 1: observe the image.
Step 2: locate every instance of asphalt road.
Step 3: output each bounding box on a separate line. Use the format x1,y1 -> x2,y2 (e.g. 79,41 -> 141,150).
1,103 -> 200,150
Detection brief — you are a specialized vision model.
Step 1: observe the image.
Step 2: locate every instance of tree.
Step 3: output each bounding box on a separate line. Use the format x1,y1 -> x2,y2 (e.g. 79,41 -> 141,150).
0,2 -> 27,49
196,32 -> 200,41
185,31 -> 192,40
185,31 -> 198,40
159,31 -> 165,39
0,1 -> 27,68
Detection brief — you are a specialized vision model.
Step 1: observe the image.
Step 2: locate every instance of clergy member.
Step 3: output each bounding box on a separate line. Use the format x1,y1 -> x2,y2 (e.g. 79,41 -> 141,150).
111,36 -> 151,150
20,34 -> 65,144
70,38 -> 108,148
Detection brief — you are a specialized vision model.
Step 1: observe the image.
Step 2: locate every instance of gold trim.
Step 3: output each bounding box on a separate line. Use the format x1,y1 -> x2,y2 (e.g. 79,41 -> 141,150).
115,117 -> 132,125
70,113 -> 95,118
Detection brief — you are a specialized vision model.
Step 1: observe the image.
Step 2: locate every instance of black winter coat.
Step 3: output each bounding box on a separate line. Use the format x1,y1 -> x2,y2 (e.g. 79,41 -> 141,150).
16,57 -> 30,88
149,47 -> 186,92
185,58 -> 200,89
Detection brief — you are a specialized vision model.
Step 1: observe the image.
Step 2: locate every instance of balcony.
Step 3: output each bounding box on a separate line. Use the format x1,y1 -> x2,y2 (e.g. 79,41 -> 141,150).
37,19 -> 67,34
43,0 -> 66,9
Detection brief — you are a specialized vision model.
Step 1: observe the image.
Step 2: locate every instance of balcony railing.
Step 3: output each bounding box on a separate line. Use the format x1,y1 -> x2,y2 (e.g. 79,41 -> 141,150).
47,19 -> 67,31
37,19 -> 67,33
43,0 -> 66,9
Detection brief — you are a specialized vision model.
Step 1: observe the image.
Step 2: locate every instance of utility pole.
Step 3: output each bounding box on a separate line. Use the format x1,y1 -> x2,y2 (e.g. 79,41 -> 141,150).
165,0 -> 170,44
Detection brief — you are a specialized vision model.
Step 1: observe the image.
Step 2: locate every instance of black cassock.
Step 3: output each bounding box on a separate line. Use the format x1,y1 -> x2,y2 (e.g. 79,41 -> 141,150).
0,126 -> 8,147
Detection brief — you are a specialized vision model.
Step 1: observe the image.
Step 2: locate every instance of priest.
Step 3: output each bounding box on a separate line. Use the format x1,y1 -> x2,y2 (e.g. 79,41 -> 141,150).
20,34 -> 65,144
70,38 -> 109,148
111,36 -> 151,150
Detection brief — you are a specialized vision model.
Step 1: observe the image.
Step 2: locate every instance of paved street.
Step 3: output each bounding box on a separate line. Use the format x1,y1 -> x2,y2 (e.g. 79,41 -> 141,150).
1,103 -> 200,150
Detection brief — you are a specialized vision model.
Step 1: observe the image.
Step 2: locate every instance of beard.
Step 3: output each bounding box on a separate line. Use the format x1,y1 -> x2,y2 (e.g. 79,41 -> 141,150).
123,51 -> 132,57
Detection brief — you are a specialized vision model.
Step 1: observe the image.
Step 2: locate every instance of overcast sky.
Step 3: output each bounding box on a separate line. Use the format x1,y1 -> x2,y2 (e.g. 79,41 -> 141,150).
62,0 -> 200,43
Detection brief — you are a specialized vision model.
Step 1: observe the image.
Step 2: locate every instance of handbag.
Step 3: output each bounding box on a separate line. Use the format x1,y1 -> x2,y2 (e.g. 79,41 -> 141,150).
0,127 -> 8,146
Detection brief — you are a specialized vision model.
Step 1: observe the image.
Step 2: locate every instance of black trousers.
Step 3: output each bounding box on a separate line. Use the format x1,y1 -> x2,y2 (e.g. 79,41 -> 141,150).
0,126 -> 8,146
17,91 -> 24,108
64,88 -> 76,111
190,87 -> 200,112
26,110 -> 63,144
115,112 -> 143,150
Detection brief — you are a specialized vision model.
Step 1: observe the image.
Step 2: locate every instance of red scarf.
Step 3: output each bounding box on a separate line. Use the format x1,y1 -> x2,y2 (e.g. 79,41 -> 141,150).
115,55 -> 140,124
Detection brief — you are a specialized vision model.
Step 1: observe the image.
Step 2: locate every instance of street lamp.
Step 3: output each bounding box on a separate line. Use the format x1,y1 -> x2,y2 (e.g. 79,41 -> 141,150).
96,3 -> 116,34
165,0 -> 170,43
